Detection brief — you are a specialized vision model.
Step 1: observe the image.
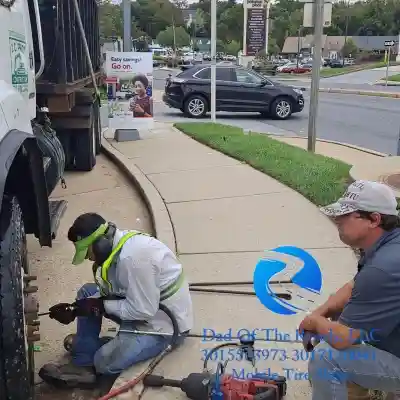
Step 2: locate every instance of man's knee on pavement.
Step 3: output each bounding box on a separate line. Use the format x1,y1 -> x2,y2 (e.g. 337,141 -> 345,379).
308,342 -> 348,384
77,283 -> 99,300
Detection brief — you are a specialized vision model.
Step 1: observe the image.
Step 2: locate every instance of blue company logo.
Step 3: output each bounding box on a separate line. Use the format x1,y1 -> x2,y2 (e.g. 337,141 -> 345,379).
253,246 -> 322,315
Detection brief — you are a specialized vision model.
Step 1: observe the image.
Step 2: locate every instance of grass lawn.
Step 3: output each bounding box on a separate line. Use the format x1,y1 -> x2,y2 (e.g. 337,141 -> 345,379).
319,62 -> 386,78
276,62 -> 386,79
387,73 -> 400,82
174,122 -> 351,207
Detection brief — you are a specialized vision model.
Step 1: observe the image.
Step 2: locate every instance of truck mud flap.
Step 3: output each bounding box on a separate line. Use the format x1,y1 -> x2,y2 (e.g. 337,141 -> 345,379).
49,200 -> 68,240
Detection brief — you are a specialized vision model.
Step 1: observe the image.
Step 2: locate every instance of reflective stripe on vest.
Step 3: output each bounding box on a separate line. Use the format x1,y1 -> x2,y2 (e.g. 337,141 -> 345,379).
98,231 -> 184,301
160,270 -> 185,301
100,231 -> 144,291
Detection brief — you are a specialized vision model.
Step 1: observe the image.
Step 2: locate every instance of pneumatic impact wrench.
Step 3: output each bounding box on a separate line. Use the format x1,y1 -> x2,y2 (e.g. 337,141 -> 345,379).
143,371 -> 287,400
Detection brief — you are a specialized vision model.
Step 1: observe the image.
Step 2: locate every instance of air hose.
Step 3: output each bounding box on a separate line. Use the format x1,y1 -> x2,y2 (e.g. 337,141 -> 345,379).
97,303 -> 180,400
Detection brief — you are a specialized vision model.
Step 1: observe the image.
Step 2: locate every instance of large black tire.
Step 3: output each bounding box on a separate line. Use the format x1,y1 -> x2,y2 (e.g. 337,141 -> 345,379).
0,196 -> 34,400
74,104 -> 97,172
94,100 -> 101,156
183,94 -> 208,118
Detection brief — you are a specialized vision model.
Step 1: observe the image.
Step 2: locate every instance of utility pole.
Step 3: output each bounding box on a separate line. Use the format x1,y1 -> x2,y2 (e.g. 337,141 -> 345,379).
342,0 -> 349,66
210,0 -> 217,122
123,0 -> 131,52
172,15 -> 177,68
385,45 -> 391,86
307,0 -> 324,152
297,26 -> 302,70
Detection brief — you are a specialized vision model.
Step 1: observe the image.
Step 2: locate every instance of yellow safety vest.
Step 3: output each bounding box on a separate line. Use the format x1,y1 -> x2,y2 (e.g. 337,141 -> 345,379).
94,231 -> 184,301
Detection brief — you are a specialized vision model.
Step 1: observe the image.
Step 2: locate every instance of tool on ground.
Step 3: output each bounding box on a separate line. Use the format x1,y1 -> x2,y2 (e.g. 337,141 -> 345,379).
38,279 -> 306,400
111,326 -> 307,345
140,328 -> 288,399
187,280 -> 292,300
143,369 -> 287,399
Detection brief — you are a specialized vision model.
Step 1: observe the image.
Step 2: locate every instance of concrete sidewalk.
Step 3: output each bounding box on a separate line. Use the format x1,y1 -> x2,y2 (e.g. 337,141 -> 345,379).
102,123 -> 360,400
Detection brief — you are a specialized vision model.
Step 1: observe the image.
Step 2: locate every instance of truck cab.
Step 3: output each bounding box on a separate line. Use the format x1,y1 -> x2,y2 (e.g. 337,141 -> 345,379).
0,0 -> 101,398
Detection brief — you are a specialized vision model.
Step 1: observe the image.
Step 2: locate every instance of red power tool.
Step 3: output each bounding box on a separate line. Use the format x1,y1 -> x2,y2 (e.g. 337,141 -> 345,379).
143,372 -> 287,399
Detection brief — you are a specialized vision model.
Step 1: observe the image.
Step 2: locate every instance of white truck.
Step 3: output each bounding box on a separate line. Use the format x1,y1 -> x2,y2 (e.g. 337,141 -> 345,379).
0,0 -> 101,398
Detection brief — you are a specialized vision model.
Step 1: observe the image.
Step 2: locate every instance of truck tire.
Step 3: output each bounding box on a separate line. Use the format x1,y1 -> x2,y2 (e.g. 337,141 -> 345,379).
74,106 -> 97,171
94,99 -> 101,155
0,195 -> 35,400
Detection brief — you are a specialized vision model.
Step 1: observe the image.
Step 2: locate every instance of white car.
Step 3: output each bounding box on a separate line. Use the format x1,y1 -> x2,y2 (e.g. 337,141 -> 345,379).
277,62 -> 296,72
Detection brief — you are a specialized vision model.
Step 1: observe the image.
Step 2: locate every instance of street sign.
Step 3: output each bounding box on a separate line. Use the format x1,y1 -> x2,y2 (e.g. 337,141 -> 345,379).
303,2 -> 332,28
245,0 -> 265,8
246,8 -> 267,55
385,40 -> 395,46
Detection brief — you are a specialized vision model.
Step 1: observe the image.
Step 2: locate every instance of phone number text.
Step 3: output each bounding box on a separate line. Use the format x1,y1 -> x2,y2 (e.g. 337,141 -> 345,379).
201,348 -> 376,362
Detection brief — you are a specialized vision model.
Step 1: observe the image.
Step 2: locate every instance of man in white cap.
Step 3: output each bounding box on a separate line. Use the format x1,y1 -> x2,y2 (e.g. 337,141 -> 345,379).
298,180 -> 400,399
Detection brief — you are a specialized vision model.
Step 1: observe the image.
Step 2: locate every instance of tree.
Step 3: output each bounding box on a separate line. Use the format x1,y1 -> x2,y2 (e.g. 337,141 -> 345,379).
225,40 -> 241,55
156,25 -> 190,48
342,38 -> 358,58
195,7 -> 206,28
131,0 -> 184,39
99,0 -> 123,38
268,38 -> 280,55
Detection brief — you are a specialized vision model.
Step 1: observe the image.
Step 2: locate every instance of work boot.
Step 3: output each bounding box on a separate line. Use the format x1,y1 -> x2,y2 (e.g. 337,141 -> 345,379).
38,361 -> 97,389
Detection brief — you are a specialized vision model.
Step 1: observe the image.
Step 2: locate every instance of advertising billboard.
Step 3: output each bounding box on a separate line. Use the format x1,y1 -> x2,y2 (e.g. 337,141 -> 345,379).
105,51 -> 153,130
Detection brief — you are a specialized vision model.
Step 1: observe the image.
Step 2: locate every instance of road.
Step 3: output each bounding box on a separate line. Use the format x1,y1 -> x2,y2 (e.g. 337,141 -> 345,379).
33,154 -> 153,399
322,65 -> 400,85
154,68 -> 400,155
153,66 -> 400,93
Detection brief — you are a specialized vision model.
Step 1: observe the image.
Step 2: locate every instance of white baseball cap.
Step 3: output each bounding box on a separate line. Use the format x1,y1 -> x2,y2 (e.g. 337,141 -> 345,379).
320,180 -> 398,217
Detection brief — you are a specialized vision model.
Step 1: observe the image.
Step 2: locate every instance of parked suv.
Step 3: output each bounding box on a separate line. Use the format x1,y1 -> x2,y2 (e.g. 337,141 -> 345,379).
163,64 -> 305,119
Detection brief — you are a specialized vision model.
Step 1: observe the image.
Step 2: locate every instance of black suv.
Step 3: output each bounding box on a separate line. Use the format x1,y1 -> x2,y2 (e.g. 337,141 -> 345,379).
163,64 -> 304,120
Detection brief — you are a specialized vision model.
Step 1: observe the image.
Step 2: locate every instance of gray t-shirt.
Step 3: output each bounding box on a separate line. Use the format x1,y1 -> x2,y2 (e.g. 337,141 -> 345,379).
339,228 -> 400,358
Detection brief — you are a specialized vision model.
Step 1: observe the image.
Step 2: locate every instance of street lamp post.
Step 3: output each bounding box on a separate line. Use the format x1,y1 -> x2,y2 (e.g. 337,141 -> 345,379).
265,1 -> 271,55
297,26 -> 302,70
342,1 -> 349,66
210,0 -> 217,122
123,0 -> 131,52
307,0 -> 324,153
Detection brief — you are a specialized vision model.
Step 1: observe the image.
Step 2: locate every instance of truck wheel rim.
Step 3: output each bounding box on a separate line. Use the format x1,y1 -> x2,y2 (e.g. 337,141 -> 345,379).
276,101 -> 291,118
23,272 -> 39,379
188,99 -> 204,116
21,267 -> 29,359
92,121 -> 96,158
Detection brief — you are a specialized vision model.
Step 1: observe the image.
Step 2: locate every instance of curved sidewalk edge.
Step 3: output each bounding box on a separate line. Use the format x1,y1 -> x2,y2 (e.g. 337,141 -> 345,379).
270,135 -> 387,158
319,87 -> 400,98
350,156 -> 400,198
101,138 -> 177,254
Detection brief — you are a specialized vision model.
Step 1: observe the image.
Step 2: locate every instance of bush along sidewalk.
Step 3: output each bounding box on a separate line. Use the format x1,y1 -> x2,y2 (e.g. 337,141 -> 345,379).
174,122 -> 351,207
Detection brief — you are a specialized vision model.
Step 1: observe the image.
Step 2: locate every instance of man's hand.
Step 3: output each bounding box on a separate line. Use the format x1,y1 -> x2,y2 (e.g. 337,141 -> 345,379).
49,303 -> 76,325
299,314 -> 320,334
74,298 -> 105,318
299,314 -> 323,351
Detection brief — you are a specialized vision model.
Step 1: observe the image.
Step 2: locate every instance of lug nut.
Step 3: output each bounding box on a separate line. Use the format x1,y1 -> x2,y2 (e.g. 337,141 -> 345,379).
25,312 -> 39,324
27,325 -> 39,336
23,275 -> 37,282
27,333 -> 41,343
24,286 -> 38,294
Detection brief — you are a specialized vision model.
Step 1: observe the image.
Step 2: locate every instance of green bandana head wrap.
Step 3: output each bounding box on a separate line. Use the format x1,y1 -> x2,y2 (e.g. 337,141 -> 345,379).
72,223 -> 108,265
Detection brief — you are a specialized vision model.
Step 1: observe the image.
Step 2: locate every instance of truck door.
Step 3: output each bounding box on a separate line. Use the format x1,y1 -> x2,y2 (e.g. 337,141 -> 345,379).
0,0 -> 37,120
